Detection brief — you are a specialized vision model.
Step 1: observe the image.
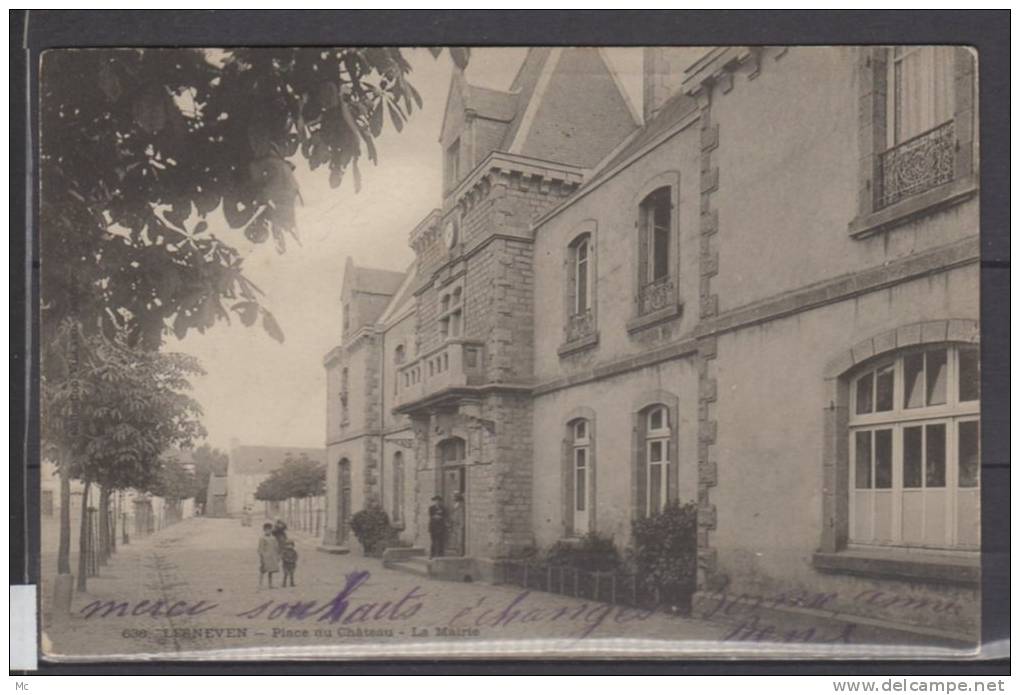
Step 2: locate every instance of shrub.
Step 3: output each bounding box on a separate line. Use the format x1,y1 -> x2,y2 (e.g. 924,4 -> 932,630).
544,532 -> 621,572
631,501 -> 698,613
349,508 -> 398,557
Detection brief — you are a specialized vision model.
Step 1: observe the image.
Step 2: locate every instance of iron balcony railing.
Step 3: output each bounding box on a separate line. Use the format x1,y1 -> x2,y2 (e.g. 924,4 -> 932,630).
877,120 -> 955,210
638,275 -> 675,316
565,308 -> 595,344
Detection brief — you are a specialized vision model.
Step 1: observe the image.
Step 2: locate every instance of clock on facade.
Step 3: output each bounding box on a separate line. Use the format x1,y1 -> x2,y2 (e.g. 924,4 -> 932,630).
443,220 -> 458,249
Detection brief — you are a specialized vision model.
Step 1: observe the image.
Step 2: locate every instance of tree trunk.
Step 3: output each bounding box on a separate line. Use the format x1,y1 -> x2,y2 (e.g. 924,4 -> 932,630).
110,492 -> 117,554
57,449 -> 72,575
76,480 -> 91,592
98,487 -> 110,564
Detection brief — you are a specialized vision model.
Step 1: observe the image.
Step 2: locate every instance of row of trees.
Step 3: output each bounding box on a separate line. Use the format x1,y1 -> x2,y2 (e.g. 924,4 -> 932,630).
41,321 -> 207,592
39,47 -> 467,603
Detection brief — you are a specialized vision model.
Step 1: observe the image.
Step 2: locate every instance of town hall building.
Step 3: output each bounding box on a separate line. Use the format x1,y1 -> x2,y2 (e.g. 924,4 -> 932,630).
322,46 -> 980,643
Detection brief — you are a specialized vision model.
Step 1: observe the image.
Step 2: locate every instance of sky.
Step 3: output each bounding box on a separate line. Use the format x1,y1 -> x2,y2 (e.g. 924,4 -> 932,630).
165,48 -> 644,451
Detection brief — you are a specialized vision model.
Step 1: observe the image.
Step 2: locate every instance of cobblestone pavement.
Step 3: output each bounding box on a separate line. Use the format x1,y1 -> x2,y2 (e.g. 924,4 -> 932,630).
41,516 -> 734,661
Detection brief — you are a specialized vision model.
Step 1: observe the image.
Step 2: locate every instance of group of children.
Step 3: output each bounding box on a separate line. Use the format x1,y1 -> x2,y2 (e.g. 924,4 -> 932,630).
257,519 -> 299,589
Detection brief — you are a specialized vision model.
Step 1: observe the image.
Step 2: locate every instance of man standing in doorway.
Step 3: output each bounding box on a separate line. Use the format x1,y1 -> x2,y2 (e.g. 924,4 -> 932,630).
428,495 -> 447,558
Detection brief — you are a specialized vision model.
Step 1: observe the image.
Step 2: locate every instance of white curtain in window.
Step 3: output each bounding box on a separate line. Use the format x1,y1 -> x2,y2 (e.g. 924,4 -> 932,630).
889,46 -> 955,145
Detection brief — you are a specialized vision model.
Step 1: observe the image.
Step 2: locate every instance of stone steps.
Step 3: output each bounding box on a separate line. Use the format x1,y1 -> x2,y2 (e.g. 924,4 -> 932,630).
387,555 -> 431,578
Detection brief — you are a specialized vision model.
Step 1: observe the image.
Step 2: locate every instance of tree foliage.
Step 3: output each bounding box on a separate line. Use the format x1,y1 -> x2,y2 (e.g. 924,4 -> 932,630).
40,319 -> 206,489
254,452 -> 325,501
40,47 -> 468,350
148,454 -> 201,501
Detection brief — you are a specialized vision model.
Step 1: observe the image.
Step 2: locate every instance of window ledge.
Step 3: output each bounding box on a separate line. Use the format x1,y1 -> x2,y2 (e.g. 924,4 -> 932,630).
812,548 -> 979,586
626,302 -> 683,334
557,331 -> 599,358
849,174 -> 978,239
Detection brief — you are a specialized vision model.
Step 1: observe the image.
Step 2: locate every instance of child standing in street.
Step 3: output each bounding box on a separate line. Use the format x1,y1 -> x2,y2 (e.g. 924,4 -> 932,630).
281,539 -> 298,587
258,522 -> 280,588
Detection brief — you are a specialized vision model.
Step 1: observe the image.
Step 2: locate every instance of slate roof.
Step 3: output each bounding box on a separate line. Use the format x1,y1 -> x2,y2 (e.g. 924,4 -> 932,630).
587,90 -> 699,188
350,265 -> 406,297
376,261 -> 417,325
229,446 -> 326,476
499,47 -> 555,151
463,83 -> 517,123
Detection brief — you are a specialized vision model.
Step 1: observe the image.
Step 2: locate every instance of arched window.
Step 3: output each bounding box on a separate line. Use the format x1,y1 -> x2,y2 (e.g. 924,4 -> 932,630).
562,224 -> 599,351
394,344 -> 405,365
570,418 -> 592,535
640,187 -> 672,284
643,404 -> 671,516
849,344 -> 980,549
632,179 -> 680,323
392,452 -> 405,526
572,235 -> 591,315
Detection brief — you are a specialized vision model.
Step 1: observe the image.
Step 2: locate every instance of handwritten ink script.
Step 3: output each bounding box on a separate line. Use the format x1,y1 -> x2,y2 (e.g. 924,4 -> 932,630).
79,570 -> 655,640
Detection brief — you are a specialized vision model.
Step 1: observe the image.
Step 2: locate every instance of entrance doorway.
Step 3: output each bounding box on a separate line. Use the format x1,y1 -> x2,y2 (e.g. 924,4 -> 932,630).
338,459 -> 352,544
438,438 -> 467,556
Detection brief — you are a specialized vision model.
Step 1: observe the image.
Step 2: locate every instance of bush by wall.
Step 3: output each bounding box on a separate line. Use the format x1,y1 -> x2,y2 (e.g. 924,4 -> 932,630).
349,508 -> 398,557
631,501 -> 698,613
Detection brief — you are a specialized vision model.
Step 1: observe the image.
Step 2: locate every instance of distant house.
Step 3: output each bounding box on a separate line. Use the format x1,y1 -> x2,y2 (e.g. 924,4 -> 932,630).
225,443 -> 326,516
205,475 -> 229,517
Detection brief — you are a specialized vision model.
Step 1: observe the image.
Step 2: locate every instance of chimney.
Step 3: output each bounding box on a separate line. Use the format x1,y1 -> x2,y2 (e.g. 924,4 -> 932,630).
643,47 -> 706,122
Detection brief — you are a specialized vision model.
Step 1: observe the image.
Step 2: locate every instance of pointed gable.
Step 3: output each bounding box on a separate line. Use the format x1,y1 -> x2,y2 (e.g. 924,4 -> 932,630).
508,47 -> 641,168
340,257 -> 408,338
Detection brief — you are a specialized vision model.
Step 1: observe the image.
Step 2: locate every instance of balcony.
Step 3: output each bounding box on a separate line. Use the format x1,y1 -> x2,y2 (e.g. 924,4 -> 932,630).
394,339 -> 486,410
638,275 -> 676,315
627,274 -> 682,335
876,120 -> 955,210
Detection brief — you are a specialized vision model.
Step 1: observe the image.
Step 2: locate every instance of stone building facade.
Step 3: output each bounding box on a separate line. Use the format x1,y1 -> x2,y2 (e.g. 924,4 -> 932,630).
323,47 -> 980,641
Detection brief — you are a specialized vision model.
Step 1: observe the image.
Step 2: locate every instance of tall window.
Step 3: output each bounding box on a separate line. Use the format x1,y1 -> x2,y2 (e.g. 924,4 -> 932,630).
342,302 -> 350,334
850,345 -> 980,549
644,405 -> 671,516
573,236 -> 591,315
635,185 -> 677,318
571,419 -> 591,534
854,45 -> 973,221
339,367 -> 349,425
641,187 -> 671,284
887,46 -> 955,147
563,232 -> 597,347
392,452 -> 405,526
439,285 -> 463,339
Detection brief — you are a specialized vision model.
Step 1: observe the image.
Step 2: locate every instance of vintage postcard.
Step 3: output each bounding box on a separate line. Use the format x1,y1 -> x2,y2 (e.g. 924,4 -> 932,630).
37,45 -> 983,661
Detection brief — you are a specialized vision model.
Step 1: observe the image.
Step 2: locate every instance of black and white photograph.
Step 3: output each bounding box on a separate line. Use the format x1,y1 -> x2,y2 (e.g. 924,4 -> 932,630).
27,31 -> 996,665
